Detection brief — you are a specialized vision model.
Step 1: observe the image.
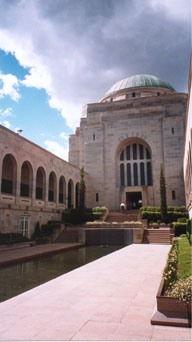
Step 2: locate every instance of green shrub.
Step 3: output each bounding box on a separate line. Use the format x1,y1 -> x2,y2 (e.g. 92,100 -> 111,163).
0,233 -> 30,244
173,222 -> 187,237
177,235 -> 192,280
41,223 -> 60,236
141,210 -> 188,224
165,276 -> 192,303
177,218 -> 186,223
163,238 -> 178,291
62,207 -> 106,225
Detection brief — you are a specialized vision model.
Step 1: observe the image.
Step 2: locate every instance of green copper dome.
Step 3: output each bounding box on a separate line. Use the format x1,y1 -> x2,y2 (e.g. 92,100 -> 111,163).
105,74 -> 175,96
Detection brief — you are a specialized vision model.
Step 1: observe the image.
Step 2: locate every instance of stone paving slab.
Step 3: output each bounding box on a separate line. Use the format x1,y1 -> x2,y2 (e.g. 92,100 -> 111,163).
0,243 -> 84,266
0,244 -> 191,341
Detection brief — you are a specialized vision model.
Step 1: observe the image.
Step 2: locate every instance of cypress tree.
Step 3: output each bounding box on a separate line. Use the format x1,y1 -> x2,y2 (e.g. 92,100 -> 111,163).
79,167 -> 86,208
160,164 -> 167,222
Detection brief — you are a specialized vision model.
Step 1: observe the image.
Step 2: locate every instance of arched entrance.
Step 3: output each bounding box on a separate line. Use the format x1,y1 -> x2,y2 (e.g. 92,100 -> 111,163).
116,138 -> 153,207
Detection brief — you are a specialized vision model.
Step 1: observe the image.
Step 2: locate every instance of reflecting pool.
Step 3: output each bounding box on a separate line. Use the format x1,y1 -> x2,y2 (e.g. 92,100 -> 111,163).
0,245 -> 123,302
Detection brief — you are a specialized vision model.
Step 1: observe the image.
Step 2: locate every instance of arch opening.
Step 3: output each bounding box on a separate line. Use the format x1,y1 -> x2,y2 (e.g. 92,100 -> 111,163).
20,161 -> 33,197
36,167 -> 46,200
1,154 -> 17,195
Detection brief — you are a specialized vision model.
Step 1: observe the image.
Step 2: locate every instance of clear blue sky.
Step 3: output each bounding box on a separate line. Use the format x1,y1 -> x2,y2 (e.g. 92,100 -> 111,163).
0,0 -> 190,160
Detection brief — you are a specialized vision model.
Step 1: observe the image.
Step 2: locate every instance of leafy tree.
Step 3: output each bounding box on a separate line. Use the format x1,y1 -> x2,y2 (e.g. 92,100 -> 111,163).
79,167 -> 86,208
160,164 -> 167,222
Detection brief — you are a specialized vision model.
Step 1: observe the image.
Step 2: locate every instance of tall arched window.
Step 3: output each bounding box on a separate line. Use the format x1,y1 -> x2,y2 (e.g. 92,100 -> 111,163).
119,142 -> 153,187
20,161 -> 33,197
75,182 -> 80,208
59,176 -> 66,204
36,167 -> 46,200
48,172 -> 56,202
1,154 -> 17,195
68,179 -> 74,208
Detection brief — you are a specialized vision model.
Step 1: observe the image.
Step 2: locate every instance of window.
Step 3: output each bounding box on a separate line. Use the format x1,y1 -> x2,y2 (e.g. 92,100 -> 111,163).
126,145 -> 130,160
96,193 -> 99,202
172,190 -> 176,200
20,216 -> 29,238
147,162 -> 153,186
157,92 -> 160,96
172,127 -> 174,135
133,163 -> 138,186
146,149 -> 151,159
120,164 -> 125,186
132,92 -> 136,98
93,134 -> 95,141
139,144 -> 144,159
133,144 -> 137,160
140,162 -> 145,185
127,163 -> 131,186
119,142 -> 153,187
120,150 -> 124,161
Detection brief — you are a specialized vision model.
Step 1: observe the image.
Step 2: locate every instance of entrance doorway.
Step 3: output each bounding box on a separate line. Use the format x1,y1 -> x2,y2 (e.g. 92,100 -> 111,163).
126,192 -> 142,209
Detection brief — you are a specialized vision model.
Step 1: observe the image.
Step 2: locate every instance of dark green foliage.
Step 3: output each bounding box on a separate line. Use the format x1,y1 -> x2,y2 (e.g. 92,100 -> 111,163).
177,235 -> 192,280
79,167 -> 86,208
0,233 -> 30,245
41,223 -> 60,235
141,206 -> 188,213
160,164 -> 167,222
32,221 -> 41,239
177,218 -> 186,223
141,210 -> 188,223
141,211 -> 161,222
173,222 -> 187,237
62,207 -> 106,225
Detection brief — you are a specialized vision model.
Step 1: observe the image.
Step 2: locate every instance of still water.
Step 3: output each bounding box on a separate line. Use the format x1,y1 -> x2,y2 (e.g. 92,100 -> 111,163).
0,245 -> 123,302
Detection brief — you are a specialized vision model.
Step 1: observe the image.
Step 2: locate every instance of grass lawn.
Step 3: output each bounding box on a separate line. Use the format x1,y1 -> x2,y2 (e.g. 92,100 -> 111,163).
177,235 -> 192,280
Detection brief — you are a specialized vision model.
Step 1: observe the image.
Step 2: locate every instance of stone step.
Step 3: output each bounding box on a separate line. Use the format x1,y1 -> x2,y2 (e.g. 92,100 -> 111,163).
142,229 -> 172,244
55,230 -> 79,243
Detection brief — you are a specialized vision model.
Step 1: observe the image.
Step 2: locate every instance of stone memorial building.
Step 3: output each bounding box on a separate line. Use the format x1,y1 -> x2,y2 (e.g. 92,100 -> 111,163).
0,73 -> 188,236
69,74 -> 187,210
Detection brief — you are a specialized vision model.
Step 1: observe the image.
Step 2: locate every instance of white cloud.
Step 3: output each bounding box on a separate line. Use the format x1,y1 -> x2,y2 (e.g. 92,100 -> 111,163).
149,0 -> 190,22
0,120 -> 11,128
0,73 -> 20,101
59,131 -> 69,142
0,107 -> 13,116
0,0 -> 190,130
44,139 -> 68,161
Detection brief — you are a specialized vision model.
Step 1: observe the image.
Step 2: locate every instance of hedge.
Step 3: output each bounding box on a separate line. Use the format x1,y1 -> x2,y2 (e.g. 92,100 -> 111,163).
141,211 -> 188,223
0,233 -> 30,245
141,206 -> 188,213
61,207 -> 106,225
173,222 -> 187,237
41,223 -> 60,235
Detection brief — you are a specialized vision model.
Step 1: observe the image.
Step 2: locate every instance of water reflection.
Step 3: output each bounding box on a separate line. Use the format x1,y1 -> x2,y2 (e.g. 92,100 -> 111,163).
0,245 -> 123,302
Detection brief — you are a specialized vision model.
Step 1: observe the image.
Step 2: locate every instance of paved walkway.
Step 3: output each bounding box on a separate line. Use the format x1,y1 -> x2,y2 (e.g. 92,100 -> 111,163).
0,244 -> 191,341
0,243 -> 84,266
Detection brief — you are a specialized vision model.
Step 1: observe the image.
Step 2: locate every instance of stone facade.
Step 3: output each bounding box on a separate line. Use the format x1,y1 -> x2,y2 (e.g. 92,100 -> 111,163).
183,57 -> 192,218
69,76 -> 187,210
0,125 -> 81,237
